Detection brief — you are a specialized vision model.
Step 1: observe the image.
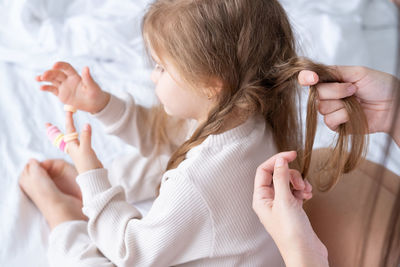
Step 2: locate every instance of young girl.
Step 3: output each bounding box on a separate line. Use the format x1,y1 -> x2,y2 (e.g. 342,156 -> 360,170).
19,0 -> 364,266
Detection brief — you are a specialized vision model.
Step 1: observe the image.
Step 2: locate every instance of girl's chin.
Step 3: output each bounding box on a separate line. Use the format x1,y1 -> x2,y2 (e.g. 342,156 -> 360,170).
162,105 -> 194,120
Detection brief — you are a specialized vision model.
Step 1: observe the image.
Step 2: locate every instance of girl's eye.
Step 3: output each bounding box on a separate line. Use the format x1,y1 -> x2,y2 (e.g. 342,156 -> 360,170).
155,64 -> 164,72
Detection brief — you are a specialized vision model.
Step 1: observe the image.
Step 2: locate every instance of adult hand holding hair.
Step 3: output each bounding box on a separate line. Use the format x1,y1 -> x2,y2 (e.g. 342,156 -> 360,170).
252,151 -> 328,267
298,67 -> 400,147
391,0 -> 400,6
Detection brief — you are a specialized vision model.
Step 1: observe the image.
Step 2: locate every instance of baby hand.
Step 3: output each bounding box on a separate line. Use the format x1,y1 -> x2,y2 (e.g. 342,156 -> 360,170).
36,62 -> 110,114
63,111 -> 103,174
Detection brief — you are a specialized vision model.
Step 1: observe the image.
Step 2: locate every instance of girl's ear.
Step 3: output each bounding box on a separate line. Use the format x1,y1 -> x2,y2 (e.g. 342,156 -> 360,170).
205,78 -> 224,99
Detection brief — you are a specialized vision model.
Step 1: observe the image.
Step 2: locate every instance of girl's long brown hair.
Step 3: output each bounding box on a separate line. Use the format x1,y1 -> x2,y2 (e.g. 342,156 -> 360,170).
141,0 -> 368,191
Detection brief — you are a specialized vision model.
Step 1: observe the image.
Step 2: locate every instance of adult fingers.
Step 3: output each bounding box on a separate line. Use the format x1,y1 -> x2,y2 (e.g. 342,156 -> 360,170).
318,99 -> 345,115
298,70 -> 319,86
254,151 -> 297,192
293,190 -> 313,201
254,162 -> 274,202
53,62 -> 78,76
272,158 -> 291,201
316,82 -> 357,100
253,151 -> 297,204
304,180 -> 313,194
332,66 -> 368,84
289,169 -> 305,191
255,151 -> 297,181
323,108 -> 349,131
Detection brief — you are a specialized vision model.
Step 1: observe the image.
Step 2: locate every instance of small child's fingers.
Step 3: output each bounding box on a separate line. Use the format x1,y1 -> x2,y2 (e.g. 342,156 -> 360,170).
65,141 -> 79,156
65,112 -> 77,134
40,73 -> 61,87
80,124 -> 92,150
41,70 -> 67,85
40,85 -> 59,95
53,62 -> 78,76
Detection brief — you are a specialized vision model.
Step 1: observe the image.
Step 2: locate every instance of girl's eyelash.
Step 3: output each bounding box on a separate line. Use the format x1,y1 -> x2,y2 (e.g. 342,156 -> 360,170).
155,64 -> 164,71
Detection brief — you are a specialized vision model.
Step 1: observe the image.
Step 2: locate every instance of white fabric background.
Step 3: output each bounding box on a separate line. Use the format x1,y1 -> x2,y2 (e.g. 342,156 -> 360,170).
0,0 -> 398,266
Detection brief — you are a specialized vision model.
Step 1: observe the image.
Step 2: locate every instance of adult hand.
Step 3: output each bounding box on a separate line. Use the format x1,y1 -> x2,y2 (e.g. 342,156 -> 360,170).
252,151 -> 328,267
299,67 -> 396,133
391,0 -> 400,6
299,67 -> 400,146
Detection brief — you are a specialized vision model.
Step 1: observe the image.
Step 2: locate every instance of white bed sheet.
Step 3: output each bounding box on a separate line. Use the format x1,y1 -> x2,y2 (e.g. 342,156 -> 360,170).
0,0 -> 398,266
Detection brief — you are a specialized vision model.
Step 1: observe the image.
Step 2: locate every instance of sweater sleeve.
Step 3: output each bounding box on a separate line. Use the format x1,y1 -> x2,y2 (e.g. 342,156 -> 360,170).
92,92 -> 187,156
47,220 -> 115,267
76,168 -> 213,267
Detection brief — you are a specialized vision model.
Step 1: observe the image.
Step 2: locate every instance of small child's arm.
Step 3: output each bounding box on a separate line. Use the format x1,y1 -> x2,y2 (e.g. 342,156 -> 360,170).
48,221 -> 116,267
38,62 -> 184,157
91,92 -> 190,157
76,169 -> 213,266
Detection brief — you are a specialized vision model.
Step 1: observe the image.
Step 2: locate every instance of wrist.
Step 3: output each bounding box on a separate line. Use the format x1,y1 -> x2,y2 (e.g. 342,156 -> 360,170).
91,91 -> 110,114
275,233 -> 328,267
280,241 -> 329,267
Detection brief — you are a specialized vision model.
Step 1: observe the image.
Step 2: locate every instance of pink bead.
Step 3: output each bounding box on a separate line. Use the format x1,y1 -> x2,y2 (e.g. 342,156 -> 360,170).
49,131 -> 62,141
46,125 -> 58,136
48,129 -> 61,140
59,140 -> 66,152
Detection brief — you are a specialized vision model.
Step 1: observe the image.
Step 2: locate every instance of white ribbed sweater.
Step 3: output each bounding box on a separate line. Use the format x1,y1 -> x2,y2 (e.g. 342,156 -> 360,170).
47,92 -> 285,267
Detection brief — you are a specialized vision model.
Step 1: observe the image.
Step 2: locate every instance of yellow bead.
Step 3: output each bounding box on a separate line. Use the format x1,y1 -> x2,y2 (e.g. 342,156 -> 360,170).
53,133 -> 64,147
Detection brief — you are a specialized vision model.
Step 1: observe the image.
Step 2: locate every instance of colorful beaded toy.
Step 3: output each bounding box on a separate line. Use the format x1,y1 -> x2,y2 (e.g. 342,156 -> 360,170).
46,105 -> 79,153
47,125 -> 67,152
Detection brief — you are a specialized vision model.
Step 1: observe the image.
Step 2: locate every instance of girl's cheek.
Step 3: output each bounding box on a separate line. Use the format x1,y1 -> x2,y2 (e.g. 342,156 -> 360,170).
151,71 -> 159,84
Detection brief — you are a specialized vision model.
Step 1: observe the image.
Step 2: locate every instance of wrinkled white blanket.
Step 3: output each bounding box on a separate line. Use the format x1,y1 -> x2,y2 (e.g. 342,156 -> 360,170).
0,0 -> 398,266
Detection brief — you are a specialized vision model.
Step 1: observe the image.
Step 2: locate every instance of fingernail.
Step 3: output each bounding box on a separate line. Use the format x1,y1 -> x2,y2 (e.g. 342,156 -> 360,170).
84,124 -> 90,131
307,74 -> 315,84
275,158 -> 285,168
347,85 -> 357,94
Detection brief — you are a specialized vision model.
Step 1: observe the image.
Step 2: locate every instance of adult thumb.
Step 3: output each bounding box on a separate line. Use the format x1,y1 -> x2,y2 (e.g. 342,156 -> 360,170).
82,67 -> 96,88
273,157 -> 291,201
298,70 -> 319,87
80,123 -> 92,149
